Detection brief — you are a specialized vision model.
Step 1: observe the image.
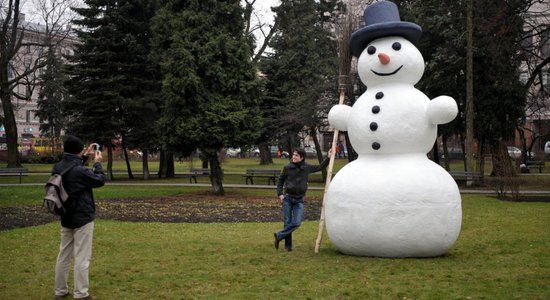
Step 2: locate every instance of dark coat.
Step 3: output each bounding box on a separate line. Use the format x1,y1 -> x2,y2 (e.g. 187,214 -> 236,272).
52,153 -> 106,229
276,157 -> 329,197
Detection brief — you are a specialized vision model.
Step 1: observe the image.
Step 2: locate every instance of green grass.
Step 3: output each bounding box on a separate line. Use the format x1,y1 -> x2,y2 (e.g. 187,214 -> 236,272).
0,195 -> 548,299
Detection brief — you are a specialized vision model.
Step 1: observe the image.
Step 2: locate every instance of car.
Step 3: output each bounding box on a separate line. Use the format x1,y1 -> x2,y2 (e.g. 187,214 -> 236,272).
507,146 -> 521,159
225,147 -> 241,158
545,141 -> 550,155
303,146 -> 319,158
253,146 -> 289,158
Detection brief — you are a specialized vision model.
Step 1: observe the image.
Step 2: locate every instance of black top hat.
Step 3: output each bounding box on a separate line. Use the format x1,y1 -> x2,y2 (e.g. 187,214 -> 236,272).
349,1 -> 422,57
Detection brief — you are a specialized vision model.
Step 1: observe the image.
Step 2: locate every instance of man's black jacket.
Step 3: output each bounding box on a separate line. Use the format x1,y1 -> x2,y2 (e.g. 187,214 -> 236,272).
276,157 -> 329,197
52,153 -> 105,229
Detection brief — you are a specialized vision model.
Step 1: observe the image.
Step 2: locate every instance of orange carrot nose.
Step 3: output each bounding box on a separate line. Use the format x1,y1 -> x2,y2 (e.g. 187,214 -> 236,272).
378,53 -> 390,65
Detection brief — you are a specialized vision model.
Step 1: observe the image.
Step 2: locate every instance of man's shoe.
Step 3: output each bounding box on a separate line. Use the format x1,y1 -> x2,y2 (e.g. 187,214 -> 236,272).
54,293 -> 70,300
273,233 -> 280,250
284,248 -> 292,252
75,295 -> 96,300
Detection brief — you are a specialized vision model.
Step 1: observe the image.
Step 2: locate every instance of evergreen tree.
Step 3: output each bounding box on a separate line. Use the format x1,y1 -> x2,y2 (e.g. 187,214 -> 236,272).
397,0 -> 528,174
36,49 -> 69,155
65,0 -> 162,179
151,0 -> 263,195
64,0 -> 124,178
261,0 -> 340,156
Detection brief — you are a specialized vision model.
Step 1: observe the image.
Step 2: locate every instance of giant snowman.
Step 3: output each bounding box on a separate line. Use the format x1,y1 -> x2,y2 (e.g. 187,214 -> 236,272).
325,1 -> 462,257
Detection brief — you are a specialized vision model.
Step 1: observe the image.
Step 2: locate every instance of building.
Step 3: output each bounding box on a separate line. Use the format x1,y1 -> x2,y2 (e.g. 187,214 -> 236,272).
515,1 -> 550,156
0,13 -> 78,140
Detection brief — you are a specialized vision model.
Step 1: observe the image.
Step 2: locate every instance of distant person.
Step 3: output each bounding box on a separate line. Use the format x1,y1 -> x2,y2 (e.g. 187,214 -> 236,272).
274,148 -> 330,251
337,140 -> 345,158
54,136 -> 105,300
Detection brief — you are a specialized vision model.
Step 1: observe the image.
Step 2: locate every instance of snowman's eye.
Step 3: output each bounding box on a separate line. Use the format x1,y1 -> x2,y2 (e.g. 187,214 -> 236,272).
392,42 -> 401,51
367,46 -> 376,55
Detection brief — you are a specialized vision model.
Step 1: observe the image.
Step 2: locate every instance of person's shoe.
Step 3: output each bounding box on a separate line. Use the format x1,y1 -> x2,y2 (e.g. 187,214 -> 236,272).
54,293 -> 70,300
273,233 -> 280,250
284,248 -> 292,252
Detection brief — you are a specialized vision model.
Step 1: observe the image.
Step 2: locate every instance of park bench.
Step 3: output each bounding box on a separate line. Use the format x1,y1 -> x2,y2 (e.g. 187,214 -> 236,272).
0,168 -> 29,184
525,161 -> 545,173
449,171 -> 483,185
243,169 -> 280,185
189,168 -> 210,183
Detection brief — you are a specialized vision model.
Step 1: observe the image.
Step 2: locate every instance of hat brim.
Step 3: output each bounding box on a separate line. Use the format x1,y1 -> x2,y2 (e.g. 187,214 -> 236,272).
349,22 -> 422,57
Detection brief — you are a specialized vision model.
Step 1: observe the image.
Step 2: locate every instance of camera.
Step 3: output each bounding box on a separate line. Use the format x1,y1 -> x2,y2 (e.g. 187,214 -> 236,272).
90,143 -> 101,152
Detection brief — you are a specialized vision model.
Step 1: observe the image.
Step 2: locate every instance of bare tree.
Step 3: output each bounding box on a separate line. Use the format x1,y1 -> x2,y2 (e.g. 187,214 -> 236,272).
517,0 -> 550,160
0,0 -> 75,167
243,0 -> 279,63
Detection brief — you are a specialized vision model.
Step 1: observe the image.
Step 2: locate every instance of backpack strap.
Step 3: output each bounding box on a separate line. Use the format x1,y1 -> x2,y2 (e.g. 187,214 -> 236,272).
56,163 -> 78,176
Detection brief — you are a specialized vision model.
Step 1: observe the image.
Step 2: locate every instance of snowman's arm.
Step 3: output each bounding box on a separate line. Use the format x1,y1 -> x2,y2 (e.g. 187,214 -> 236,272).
427,96 -> 458,125
328,105 -> 352,131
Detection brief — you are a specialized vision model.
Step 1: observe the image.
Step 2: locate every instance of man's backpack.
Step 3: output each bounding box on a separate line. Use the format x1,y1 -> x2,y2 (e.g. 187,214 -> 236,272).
44,163 -> 77,215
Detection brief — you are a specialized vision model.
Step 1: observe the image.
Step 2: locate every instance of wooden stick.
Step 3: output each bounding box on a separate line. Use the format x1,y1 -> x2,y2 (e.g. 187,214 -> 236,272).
314,88 -> 346,253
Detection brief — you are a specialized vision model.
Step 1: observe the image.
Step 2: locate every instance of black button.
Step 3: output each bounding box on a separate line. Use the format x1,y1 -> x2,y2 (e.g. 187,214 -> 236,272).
372,105 -> 380,113
372,142 -> 380,150
370,122 -> 378,131
376,92 -> 384,99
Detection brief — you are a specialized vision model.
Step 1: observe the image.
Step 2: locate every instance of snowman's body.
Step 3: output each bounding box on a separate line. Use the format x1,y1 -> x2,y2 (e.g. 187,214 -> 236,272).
326,36 -> 462,257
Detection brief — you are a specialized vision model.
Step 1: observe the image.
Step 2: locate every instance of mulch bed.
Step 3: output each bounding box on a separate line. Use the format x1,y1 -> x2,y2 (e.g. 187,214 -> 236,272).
3,192 -> 547,231
0,193 -> 323,231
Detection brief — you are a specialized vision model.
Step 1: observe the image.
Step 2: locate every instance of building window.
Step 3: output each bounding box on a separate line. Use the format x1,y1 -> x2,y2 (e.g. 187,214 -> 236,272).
24,57 -> 32,71
7,60 -> 14,78
519,72 -> 529,84
522,30 -> 533,50
26,110 -> 32,122
543,70 -> 549,86
541,28 -> 550,58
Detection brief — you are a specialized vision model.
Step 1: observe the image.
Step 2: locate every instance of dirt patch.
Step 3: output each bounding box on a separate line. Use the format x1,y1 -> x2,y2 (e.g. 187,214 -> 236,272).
0,193 -> 322,231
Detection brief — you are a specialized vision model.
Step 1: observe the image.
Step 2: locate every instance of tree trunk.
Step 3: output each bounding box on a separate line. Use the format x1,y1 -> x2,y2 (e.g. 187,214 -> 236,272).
122,146 -> 134,179
209,154 -> 224,196
158,150 -> 175,178
258,142 -> 272,165
460,137 -> 467,171
464,0 -> 475,186
431,140 -> 440,165
310,126 -> 326,181
442,135 -> 450,171
165,151 -> 175,178
158,150 -> 165,178
490,139 -> 519,200
1,91 -> 22,168
142,149 -> 150,180
107,145 -> 114,180
477,138 -> 485,185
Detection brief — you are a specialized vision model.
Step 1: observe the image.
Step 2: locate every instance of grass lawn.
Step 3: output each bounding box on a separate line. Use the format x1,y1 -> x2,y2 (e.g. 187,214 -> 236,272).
0,195 -> 548,299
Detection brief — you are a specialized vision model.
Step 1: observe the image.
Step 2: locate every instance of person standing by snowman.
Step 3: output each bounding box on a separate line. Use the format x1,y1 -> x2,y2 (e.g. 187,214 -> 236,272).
274,148 -> 331,251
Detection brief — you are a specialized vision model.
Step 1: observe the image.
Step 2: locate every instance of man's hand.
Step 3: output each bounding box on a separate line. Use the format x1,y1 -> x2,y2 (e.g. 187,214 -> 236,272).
94,150 -> 102,163
83,144 -> 95,157
278,195 -> 284,204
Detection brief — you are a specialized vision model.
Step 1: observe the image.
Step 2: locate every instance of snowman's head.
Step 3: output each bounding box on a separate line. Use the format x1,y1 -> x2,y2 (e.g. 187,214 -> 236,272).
357,36 -> 424,87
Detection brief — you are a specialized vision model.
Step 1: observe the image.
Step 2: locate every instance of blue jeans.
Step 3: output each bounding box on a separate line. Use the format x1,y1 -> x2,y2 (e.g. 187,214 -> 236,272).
276,195 -> 304,250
